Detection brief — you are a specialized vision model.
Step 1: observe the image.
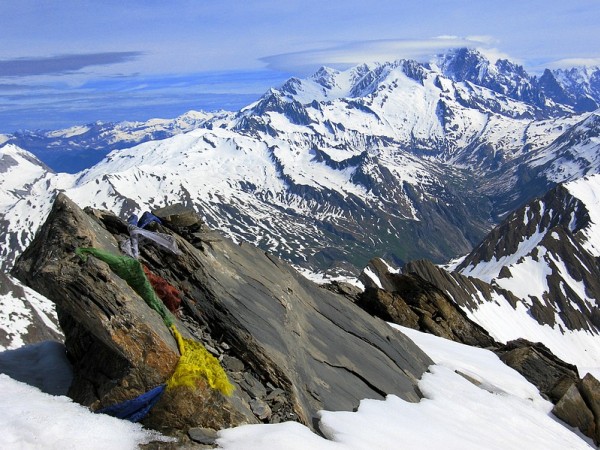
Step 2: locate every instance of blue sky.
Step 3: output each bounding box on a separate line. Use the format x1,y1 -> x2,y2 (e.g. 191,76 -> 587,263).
1,0 -> 600,132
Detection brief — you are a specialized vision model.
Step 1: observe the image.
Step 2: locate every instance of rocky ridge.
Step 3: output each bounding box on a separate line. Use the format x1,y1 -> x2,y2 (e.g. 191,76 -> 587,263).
456,180 -> 600,333
0,271 -> 63,349
357,258 -> 496,348
436,48 -> 600,116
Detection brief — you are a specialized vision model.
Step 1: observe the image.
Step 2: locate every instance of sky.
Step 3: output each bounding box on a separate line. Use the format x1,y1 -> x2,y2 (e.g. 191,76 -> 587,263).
1,0 -> 600,132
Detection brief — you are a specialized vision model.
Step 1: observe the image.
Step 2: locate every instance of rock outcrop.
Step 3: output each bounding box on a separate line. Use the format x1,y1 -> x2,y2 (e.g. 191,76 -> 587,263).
358,258 -> 497,348
495,339 -> 580,403
403,259 -> 521,312
552,373 -> 600,445
11,194 -> 433,438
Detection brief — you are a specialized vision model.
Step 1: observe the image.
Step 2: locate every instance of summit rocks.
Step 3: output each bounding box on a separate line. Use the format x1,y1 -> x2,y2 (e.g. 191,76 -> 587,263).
11,194 -> 432,438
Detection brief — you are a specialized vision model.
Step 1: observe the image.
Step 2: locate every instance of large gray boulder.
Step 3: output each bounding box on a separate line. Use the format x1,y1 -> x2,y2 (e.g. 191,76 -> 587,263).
12,194 -> 433,436
147,203 -> 433,426
12,194 -> 252,436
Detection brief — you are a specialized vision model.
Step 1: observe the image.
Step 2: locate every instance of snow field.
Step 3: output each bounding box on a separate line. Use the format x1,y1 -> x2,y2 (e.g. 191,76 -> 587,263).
217,325 -> 594,449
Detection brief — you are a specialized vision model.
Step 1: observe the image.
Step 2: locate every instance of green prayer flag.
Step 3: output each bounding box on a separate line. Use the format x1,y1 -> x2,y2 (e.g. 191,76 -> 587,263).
76,247 -> 174,327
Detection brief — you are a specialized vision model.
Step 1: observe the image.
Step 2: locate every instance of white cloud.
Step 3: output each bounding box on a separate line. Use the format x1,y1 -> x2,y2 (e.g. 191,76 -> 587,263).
474,48 -> 520,65
546,57 -> 600,69
260,37 -> 508,73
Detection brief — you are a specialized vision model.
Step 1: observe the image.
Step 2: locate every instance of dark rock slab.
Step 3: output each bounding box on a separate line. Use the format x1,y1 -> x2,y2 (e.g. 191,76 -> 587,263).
150,225 -> 433,428
358,288 -> 420,330
553,383 -> 596,442
241,372 -> 268,399
579,374 -> 600,444
249,398 -> 272,420
552,373 -> 600,445
222,355 -> 244,373
188,427 -> 218,445
322,280 -> 363,303
153,204 -> 203,228
495,338 -> 579,403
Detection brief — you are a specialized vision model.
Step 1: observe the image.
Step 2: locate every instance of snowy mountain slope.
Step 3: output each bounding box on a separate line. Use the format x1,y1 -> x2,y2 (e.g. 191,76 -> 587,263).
566,175 -> 600,257
545,66 -> 600,112
0,144 -> 54,210
404,257 -> 600,374
362,249 -> 600,374
527,112 -> 600,183
231,53 -> 594,224
0,145 -> 75,270
2,110 -> 222,173
0,272 -> 62,350
418,176 -> 600,370
463,111 -> 596,218
456,176 -> 600,319
233,51 -> 594,208
458,179 -> 600,314
435,48 -> 541,107
437,48 -> 600,116
247,56 -> 534,156
61,125 -> 490,274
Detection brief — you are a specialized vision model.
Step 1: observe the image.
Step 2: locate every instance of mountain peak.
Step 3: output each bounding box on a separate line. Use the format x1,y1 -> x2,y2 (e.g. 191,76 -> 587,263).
310,66 -> 340,88
434,47 -> 492,80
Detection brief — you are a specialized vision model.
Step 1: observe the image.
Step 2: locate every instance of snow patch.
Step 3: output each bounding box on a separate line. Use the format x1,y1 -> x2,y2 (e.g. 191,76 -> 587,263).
566,174 -> 600,257
0,374 -> 172,449
362,267 -> 383,289
461,228 -> 547,283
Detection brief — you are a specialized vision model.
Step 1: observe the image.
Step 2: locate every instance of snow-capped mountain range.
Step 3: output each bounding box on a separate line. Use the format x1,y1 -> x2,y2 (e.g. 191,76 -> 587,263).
0,50 -> 598,271
0,110 -> 223,173
3,48 -> 600,279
